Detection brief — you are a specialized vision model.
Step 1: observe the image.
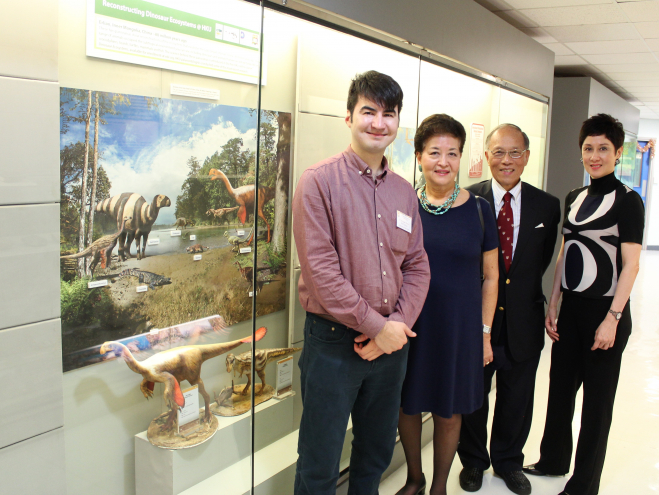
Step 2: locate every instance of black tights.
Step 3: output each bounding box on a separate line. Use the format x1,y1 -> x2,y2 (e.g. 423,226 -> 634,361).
398,409 -> 462,495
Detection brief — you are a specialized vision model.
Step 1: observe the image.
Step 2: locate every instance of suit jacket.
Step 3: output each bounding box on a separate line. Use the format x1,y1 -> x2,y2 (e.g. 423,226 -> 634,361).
466,180 -> 561,362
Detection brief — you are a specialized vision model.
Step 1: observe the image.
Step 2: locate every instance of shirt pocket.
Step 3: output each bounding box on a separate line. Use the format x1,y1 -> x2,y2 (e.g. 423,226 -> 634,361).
391,228 -> 411,255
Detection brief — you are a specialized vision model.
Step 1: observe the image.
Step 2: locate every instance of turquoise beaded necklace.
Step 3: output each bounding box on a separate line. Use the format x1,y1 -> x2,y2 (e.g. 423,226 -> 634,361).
419,182 -> 460,215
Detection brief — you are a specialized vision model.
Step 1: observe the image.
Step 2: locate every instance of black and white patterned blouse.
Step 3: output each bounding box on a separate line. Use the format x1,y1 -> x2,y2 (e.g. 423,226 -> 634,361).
561,172 -> 644,299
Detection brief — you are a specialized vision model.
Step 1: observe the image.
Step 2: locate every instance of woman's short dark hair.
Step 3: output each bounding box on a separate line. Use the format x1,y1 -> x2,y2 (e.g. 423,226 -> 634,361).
347,71 -> 403,116
414,114 -> 466,154
579,113 -> 625,150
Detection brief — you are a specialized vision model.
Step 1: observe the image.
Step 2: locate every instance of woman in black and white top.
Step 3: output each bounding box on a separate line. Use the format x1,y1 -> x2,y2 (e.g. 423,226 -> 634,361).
524,114 -> 644,495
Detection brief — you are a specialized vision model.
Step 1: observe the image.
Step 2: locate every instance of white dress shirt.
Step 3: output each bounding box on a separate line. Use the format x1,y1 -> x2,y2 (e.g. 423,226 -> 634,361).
491,178 -> 522,256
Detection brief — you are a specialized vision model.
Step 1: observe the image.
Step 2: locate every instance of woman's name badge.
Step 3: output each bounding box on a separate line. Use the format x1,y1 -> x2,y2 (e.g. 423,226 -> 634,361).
397,211 -> 412,233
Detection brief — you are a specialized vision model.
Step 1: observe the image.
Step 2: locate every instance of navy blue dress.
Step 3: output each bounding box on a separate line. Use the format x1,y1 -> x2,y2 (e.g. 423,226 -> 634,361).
401,193 -> 498,418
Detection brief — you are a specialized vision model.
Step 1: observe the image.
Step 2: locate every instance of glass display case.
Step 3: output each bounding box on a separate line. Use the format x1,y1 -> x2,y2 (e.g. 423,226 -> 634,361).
57,1 -> 551,494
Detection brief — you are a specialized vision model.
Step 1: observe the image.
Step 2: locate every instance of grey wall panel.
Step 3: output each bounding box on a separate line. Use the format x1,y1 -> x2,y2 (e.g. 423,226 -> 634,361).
0,0 -> 57,81
0,204 -> 60,330
298,0 -> 555,98
0,76 -> 60,205
588,78 -> 640,135
0,319 -> 63,449
0,428 -> 66,495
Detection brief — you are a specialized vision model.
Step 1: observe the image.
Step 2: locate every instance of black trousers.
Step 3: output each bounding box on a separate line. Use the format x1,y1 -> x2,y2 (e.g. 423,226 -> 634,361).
535,293 -> 632,495
458,318 -> 541,473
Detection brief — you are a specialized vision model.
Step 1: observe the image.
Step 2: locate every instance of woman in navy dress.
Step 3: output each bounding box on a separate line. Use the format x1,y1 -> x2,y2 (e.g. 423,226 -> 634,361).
397,114 -> 499,495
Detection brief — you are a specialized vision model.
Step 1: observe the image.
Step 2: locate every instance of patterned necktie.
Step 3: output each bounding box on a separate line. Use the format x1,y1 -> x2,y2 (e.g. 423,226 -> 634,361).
498,192 -> 514,272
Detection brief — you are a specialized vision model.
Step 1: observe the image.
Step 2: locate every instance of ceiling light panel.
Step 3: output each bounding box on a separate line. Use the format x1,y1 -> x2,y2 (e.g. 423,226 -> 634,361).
565,39 -> 650,54
520,5 -> 628,27
619,1 -> 659,23
544,23 -> 640,42
582,52 -> 653,64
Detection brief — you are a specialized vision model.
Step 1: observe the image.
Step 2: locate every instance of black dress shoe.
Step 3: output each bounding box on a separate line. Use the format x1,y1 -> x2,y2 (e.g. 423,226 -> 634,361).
495,470 -> 532,495
523,463 -> 566,477
459,467 -> 483,492
394,474 -> 426,495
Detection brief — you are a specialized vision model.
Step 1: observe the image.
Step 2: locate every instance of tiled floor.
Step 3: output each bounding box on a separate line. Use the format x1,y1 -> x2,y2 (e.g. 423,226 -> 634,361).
377,250 -> 659,495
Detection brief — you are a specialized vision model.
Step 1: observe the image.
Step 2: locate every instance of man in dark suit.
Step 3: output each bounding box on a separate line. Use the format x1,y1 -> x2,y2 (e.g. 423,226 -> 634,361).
458,124 -> 561,495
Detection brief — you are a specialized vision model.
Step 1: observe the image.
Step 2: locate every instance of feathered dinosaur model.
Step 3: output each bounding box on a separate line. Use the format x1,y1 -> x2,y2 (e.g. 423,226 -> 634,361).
208,169 -> 275,243
60,216 -> 131,279
100,327 -> 267,431
226,347 -> 301,396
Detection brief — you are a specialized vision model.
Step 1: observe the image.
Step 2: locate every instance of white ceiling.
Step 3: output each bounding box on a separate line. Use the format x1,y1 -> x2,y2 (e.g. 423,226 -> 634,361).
474,0 -> 659,119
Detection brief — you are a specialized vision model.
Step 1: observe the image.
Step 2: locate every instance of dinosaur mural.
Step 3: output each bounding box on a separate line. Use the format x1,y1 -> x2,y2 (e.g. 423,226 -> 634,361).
208,169 -> 275,243
206,206 -> 239,227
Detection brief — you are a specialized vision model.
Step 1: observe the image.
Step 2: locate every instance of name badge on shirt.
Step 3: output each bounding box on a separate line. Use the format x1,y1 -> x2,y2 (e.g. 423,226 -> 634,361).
396,210 -> 412,233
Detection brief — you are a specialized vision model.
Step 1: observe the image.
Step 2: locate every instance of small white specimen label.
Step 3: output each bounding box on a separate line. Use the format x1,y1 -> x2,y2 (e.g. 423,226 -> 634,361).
88,279 -> 108,289
148,238 -> 160,246
190,235 -> 196,241
136,285 -> 148,293
193,254 -> 202,261
170,230 -> 181,237
237,230 -> 245,236
239,247 -> 251,254
249,291 -> 254,297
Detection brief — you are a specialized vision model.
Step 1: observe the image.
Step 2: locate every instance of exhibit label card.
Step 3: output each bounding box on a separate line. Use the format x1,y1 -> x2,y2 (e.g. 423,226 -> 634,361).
88,279 -> 109,289
190,235 -> 196,241
178,385 -> 200,436
276,356 -> 294,397
170,230 -> 181,237
86,0 -> 266,85
193,254 -> 202,261
469,123 -> 485,178
147,238 -> 160,246
239,247 -> 251,254
171,84 -> 220,100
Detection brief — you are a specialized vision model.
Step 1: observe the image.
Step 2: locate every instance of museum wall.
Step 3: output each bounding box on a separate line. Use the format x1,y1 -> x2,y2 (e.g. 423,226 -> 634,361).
638,119 -> 659,247
0,0 -> 67,493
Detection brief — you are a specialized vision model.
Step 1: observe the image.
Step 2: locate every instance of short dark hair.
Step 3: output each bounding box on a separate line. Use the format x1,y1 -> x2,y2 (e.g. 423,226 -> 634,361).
347,70 -> 403,116
414,114 -> 467,154
579,113 -> 625,150
486,123 -> 530,150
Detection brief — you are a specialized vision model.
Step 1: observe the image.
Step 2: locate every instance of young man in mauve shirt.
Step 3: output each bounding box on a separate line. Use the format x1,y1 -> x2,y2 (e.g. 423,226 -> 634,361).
292,71 -> 430,495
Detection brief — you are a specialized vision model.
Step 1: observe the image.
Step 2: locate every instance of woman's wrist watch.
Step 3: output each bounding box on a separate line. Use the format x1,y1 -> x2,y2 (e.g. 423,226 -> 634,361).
608,309 -> 622,321
483,324 -> 491,334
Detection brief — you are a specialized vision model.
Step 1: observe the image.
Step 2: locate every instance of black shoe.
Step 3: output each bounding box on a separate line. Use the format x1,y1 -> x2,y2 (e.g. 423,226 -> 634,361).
394,474 -> 426,495
495,470 -> 532,495
459,467 -> 483,492
522,463 -> 566,477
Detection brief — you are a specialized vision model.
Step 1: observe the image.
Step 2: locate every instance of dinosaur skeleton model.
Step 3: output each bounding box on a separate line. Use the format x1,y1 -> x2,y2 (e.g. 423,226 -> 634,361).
116,268 -> 171,290
208,169 -> 274,243
60,216 -> 131,279
226,347 -> 301,395
100,327 -> 267,431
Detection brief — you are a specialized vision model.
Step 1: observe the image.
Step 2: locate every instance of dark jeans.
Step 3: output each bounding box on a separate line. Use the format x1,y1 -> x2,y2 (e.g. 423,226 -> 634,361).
294,313 -> 409,495
536,294 -> 631,495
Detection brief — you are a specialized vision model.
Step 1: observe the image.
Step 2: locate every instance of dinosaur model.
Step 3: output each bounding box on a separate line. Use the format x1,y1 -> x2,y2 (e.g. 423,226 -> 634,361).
100,327 -> 267,430
206,206 -> 239,227
215,380 -> 235,407
224,228 -> 253,252
186,244 -> 209,254
174,218 -> 195,230
117,268 -> 171,290
60,216 -> 131,279
226,347 -> 301,396
208,169 -> 275,243
96,193 -> 171,261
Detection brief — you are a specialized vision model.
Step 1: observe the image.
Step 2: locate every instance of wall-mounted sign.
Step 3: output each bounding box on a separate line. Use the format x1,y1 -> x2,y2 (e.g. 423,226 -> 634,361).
86,0 -> 266,84
469,123 -> 485,178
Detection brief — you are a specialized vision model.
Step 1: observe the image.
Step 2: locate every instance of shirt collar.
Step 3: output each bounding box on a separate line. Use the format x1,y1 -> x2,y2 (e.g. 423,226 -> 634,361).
491,177 -> 522,206
344,145 -> 389,180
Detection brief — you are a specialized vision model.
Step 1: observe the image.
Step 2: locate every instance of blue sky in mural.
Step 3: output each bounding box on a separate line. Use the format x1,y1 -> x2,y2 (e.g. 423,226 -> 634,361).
60,90 -> 258,225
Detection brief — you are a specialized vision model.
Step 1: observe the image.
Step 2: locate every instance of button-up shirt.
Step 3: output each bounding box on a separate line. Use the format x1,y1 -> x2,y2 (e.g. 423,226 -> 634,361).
293,146 -> 430,339
492,178 -> 522,256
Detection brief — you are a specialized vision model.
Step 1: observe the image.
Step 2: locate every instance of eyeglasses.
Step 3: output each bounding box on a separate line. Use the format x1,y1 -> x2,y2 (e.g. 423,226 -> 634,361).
488,149 -> 528,159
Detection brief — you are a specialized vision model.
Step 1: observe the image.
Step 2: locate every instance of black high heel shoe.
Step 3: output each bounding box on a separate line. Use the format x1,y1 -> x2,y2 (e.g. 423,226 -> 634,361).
394,474 -> 426,495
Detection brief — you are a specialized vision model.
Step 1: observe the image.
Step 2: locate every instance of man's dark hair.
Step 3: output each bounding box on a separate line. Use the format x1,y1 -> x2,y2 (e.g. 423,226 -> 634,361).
579,113 -> 625,150
347,70 -> 403,117
414,113 -> 467,154
485,123 -> 530,150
